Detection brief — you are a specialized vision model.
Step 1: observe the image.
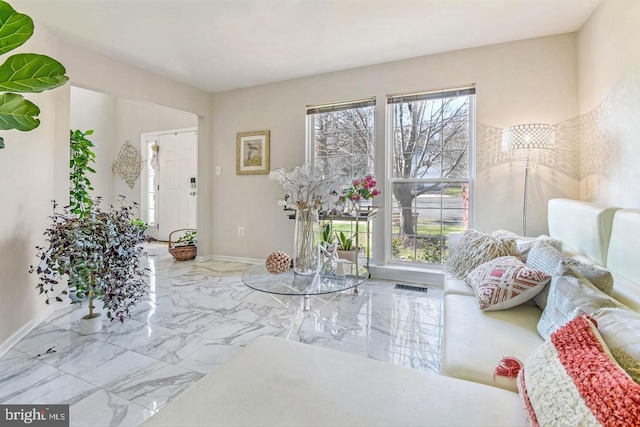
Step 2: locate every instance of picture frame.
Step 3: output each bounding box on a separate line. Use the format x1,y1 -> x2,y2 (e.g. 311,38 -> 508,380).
236,130 -> 270,175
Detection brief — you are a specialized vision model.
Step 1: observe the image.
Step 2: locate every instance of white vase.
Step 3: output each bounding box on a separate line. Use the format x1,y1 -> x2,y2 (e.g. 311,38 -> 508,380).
293,208 -> 320,275
79,313 -> 102,335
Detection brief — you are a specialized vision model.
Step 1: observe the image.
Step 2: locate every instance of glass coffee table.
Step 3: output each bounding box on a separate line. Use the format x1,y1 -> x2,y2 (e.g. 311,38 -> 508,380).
241,263 -> 368,312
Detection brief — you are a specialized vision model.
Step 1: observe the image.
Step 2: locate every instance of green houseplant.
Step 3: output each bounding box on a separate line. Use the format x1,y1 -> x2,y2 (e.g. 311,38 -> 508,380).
31,197 -> 149,333
336,231 -> 358,264
320,222 -> 335,246
69,129 -> 96,217
0,0 -> 69,149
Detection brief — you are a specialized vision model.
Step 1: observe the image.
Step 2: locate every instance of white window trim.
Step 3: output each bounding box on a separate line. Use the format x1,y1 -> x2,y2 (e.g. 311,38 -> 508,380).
383,89 -> 476,268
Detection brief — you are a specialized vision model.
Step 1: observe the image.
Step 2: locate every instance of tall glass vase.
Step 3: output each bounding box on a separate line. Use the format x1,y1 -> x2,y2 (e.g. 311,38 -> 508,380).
293,208 -> 320,275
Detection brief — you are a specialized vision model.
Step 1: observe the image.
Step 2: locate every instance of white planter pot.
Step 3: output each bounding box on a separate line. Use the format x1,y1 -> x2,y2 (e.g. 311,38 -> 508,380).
79,313 -> 102,335
337,249 -> 358,264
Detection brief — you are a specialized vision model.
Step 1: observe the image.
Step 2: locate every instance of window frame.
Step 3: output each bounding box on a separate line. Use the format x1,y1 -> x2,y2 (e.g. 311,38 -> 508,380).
384,87 -> 476,267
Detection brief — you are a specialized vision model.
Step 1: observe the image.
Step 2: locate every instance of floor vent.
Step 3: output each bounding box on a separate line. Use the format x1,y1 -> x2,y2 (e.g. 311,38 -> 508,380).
395,284 -> 429,293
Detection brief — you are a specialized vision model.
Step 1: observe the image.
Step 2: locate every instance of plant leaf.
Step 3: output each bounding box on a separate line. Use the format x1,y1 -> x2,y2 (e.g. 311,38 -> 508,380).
0,136 -> 4,149
0,54 -> 68,93
0,92 -> 39,130
0,2 -> 33,56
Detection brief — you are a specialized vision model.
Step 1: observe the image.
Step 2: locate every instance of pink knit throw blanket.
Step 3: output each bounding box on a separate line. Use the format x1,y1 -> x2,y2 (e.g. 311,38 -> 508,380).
517,316 -> 640,427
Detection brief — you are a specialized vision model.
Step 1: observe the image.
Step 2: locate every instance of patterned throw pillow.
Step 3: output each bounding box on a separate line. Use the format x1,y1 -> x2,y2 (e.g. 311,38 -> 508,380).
465,256 -> 550,311
518,316 -> 640,427
594,307 -> 640,384
537,275 -> 624,340
526,241 -> 614,310
445,230 -> 517,280
516,235 -> 563,263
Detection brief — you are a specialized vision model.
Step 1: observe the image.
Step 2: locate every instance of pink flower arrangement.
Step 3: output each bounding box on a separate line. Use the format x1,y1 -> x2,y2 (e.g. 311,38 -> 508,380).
340,175 -> 380,204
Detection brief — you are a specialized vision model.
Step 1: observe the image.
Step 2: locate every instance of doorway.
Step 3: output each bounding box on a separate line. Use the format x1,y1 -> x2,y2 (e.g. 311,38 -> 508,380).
142,128 -> 198,241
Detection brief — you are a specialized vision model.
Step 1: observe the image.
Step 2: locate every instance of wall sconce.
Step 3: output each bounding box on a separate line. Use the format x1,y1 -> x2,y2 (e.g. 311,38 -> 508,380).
502,123 -> 555,236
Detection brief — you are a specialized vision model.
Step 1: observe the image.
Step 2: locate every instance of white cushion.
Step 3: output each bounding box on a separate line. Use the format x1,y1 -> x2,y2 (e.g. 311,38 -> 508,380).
526,241 -> 614,310
593,307 -> 640,384
607,209 -> 640,288
143,335 -> 526,427
611,273 -> 640,311
465,256 -> 549,311
547,198 -> 619,266
537,275 -> 624,340
444,275 -> 474,297
442,294 -> 543,392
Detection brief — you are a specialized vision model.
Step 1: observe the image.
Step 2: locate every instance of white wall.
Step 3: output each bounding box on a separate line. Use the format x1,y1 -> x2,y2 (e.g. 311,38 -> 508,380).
0,23 -> 59,350
114,97 -> 197,204
577,0 -> 640,208
57,44 -> 214,257
1,16 -> 212,352
211,34 -> 580,264
70,87 -> 197,211
70,87 -> 117,205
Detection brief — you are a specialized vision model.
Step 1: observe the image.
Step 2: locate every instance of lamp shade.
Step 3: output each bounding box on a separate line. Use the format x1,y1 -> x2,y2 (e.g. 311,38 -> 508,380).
502,123 -> 555,164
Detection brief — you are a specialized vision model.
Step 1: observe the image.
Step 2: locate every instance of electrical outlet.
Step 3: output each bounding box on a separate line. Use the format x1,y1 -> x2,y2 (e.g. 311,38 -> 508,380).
215,166 -> 221,176
237,226 -> 244,237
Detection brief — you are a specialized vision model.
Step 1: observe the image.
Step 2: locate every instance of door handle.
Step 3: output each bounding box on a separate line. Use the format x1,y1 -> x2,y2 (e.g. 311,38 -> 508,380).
190,192 -> 197,196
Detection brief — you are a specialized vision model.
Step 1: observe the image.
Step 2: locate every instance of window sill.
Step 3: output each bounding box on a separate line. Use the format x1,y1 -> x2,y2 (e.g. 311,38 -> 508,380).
368,264 -> 444,287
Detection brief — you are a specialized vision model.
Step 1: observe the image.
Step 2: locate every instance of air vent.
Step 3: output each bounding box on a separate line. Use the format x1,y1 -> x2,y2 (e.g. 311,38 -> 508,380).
394,284 -> 429,293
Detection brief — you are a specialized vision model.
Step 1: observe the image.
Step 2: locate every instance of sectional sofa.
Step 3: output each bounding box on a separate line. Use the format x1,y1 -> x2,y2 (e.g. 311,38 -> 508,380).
143,198 -> 640,426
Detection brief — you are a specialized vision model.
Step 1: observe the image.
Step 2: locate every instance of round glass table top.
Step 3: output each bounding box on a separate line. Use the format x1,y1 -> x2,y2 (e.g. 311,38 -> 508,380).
241,263 -> 368,296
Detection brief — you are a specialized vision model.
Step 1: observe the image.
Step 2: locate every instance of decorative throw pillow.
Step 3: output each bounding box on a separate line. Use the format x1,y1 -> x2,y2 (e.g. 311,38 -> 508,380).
537,275 -> 624,340
526,241 -> 614,310
464,256 -> 550,311
516,235 -> 563,263
445,230 -> 517,280
593,307 -> 640,384
518,316 -> 640,427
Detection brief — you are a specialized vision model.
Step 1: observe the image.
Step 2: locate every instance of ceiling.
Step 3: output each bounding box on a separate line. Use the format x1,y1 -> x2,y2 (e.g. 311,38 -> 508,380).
18,0 -> 602,93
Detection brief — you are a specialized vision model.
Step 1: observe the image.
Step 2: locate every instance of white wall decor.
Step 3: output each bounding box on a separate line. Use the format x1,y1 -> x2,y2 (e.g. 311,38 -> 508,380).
112,140 -> 144,189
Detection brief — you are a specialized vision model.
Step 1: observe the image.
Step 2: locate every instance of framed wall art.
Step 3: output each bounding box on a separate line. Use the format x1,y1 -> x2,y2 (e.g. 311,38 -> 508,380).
236,130 -> 270,175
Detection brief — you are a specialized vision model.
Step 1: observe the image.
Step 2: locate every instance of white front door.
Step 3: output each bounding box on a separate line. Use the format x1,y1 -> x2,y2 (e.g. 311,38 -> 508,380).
157,130 -> 198,241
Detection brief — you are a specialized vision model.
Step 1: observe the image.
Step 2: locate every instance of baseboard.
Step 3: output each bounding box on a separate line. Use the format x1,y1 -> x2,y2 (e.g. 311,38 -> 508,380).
0,306 -> 54,358
368,265 -> 444,287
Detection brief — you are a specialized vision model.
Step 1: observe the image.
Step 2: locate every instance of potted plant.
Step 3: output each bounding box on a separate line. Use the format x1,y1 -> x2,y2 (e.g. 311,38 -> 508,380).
339,175 -> 381,216
31,197 -> 149,334
0,0 -> 68,149
336,231 -> 358,264
169,229 -> 197,261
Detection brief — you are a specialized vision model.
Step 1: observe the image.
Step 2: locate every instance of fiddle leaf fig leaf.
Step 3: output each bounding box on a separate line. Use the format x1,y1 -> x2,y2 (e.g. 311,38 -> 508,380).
0,92 -> 40,131
0,2 -> 33,56
0,54 -> 69,92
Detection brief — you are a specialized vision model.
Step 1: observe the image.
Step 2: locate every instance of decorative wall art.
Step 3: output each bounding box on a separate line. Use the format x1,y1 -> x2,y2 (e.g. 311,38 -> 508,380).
236,130 -> 270,175
112,140 -> 145,189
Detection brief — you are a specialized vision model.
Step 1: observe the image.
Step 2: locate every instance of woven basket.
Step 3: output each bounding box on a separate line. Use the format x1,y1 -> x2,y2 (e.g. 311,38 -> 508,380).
168,229 -> 197,261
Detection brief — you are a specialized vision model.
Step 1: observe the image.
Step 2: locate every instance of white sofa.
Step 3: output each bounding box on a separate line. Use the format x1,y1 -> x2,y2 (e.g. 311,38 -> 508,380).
441,198 -> 640,392
143,198 -> 640,426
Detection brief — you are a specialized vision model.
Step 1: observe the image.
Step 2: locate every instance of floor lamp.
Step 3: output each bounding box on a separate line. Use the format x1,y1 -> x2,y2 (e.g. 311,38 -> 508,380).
501,123 -> 555,237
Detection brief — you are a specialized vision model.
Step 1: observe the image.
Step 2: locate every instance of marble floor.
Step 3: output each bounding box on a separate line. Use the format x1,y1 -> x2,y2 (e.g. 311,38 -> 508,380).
0,243 -> 443,427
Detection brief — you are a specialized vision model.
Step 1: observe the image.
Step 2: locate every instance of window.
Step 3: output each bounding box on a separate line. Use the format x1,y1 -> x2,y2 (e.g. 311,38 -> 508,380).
307,98 -> 376,254
387,87 -> 475,265
146,140 -> 158,226
307,97 -> 375,183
